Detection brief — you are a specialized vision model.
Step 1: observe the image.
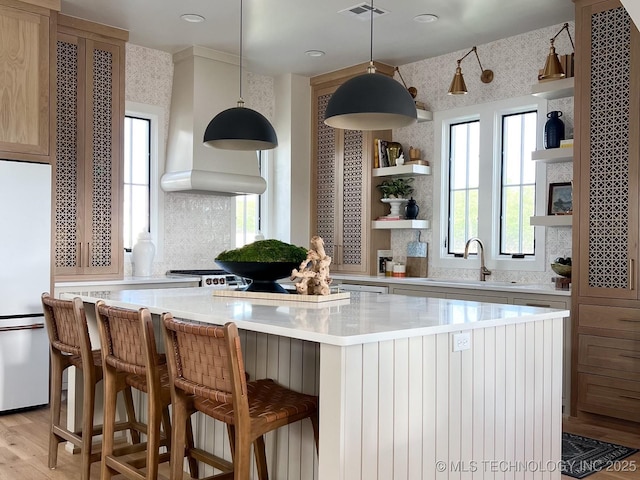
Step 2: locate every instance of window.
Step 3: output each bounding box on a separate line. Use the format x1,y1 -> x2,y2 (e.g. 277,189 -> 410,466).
433,96 -> 547,272
123,116 -> 151,251
124,102 -> 165,258
500,111 -> 537,255
235,151 -> 268,247
448,120 -> 479,254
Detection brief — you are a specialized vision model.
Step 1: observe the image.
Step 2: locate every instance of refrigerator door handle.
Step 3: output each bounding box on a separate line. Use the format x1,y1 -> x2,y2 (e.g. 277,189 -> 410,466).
0,323 -> 45,332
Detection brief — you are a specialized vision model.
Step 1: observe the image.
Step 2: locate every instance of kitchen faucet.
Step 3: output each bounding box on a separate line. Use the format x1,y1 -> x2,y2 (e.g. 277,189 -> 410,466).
463,237 -> 492,281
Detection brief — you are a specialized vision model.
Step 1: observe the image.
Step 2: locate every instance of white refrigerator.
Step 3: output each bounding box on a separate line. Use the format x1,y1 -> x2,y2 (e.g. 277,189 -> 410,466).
0,159 -> 51,412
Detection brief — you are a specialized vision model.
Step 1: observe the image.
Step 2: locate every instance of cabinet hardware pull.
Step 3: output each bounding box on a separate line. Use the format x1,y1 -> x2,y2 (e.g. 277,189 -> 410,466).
629,259 -> 635,290
526,303 -> 550,308
87,242 -> 91,267
619,394 -> 640,401
620,354 -> 640,360
620,318 -> 640,323
78,242 -> 82,267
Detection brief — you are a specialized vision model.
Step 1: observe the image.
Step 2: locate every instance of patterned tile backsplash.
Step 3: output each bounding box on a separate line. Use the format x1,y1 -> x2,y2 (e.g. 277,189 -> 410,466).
124,22 -> 575,283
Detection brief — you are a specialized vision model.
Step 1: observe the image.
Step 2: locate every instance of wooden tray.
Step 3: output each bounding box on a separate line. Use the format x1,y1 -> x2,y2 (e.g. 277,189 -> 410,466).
212,290 -> 350,303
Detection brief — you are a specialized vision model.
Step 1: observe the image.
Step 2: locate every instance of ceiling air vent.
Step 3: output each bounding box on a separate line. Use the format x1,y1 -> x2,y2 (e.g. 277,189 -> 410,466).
338,3 -> 389,21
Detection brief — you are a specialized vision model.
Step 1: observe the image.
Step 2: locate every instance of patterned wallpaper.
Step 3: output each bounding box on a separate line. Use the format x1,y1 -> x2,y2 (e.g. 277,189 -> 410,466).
392,22 -> 575,284
124,44 -> 275,274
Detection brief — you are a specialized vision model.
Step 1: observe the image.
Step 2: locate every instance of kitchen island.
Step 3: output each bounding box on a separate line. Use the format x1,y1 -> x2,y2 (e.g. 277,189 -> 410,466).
65,287 -> 568,480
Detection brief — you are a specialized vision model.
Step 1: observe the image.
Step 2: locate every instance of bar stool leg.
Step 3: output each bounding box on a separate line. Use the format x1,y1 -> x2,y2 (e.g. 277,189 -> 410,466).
80,371 -> 96,480
122,386 -> 141,444
48,354 -> 64,469
101,367 -> 118,480
145,402 -> 162,480
253,436 -> 269,480
186,417 -> 199,478
169,394 -> 189,480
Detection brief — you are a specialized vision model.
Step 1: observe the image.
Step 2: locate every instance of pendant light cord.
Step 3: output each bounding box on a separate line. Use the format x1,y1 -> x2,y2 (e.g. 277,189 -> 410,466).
366,0 -> 376,73
238,0 -> 244,104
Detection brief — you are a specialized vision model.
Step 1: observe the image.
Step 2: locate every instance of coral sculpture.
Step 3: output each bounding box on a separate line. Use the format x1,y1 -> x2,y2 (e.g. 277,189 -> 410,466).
290,236 -> 332,295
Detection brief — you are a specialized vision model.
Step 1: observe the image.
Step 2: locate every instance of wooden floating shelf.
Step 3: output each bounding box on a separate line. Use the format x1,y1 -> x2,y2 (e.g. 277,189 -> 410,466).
530,215 -> 573,226
531,147 -> 573,163
372,219 -> 430,229
373,164 -> 431,177
530,77 -> 574,100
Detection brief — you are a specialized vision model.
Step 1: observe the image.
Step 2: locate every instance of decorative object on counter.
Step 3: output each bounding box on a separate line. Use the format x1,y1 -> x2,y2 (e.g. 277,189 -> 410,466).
132,232 -> 155,276
385,259 -> 395,277
323,0 -> 416,130
377,249 -> 393,275
547,182 -> 572,215
392,263 -> 406,277
544,111 -> 565,149
448,46 -> 494,95
405,197 -> 419,219
291,236 -> 332,295
203,0 -> 277,150
409,146 -> 421,161
215,239 -> 308,293
551,256 -> 572,278
539,22 -> 574,80
406,231 -> 428,277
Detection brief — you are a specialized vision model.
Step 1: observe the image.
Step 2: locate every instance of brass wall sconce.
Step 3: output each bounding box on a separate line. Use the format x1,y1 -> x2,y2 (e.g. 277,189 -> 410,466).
394,66 -> 417,99
448,46 -> 494,95
540,22 -> 574,80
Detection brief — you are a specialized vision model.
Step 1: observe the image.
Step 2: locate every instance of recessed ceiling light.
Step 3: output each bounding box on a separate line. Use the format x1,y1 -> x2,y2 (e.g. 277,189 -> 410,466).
413,14 -> 439,23
305,50 -> 325,57
181,13 -> 205,23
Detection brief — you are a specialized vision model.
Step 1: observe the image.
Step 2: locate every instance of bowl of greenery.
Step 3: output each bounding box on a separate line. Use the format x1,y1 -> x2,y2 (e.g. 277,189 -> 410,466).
215,239 -> 308,293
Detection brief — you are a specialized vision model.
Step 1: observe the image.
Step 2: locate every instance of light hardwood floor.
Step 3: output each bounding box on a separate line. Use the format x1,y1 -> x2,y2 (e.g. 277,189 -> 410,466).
1,406 -> 639,479
0,404 -> 187,480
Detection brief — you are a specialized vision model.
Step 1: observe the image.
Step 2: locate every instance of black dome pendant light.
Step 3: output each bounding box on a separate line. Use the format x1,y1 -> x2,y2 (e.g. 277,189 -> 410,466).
203,0 -> 278,150
324,0 -> 417,130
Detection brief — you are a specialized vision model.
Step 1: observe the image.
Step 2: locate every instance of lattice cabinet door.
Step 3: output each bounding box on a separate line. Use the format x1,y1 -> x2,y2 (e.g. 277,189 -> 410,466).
575,0 -> 640,300
0,1 -> 53,162
311,80 -> 389,275
55,24 -> 124,279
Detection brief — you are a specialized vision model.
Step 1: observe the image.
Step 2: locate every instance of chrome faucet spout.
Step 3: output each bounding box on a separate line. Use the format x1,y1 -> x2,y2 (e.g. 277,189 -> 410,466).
463,237 -> 492,281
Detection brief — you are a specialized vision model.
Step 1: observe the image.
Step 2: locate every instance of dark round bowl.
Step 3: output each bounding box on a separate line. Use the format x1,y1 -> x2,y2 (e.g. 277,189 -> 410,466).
215,260 -> 300,293
551,263 -> 572,278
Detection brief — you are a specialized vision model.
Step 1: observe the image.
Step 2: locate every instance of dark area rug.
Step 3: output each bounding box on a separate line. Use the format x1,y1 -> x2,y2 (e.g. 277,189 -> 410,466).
562,432 -> 638,478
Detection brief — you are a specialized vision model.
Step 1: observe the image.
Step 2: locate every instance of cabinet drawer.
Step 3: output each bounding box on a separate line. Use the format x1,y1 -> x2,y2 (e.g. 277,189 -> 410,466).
579,335 -> 640,374
578,304 -> 640,334
577,373 -> 640,422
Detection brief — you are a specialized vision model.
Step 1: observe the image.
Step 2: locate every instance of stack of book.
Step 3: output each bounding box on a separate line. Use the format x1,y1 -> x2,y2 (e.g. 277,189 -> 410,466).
376,215 -> 402,221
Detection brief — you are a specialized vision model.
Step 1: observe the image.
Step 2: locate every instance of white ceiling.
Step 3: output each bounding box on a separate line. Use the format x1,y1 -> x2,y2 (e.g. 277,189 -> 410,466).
60,0 -> 575,77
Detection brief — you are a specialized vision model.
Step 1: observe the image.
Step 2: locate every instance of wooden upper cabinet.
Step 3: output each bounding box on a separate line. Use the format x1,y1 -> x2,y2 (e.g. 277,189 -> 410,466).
573,0 -> 640,300
0,0 -> 58,162
54,15 -> 128,280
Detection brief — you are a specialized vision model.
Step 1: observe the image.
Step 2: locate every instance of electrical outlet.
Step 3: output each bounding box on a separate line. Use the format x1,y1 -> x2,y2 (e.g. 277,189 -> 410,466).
452,332 -> 471,352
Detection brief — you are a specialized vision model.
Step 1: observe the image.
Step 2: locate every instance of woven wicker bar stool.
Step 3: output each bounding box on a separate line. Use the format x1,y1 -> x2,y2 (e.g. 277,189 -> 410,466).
41,293 -> 141,480
95,300 -> 198,480
161,313 -> 319,480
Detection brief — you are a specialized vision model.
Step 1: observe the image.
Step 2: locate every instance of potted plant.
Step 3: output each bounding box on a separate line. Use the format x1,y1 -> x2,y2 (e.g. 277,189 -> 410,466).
377,177 -> 414,199
377,178 -> 415,217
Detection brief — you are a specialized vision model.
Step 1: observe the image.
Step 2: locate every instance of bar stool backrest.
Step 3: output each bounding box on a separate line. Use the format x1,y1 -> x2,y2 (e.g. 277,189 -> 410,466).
42,294 -> 95,376
162,317 -> 249,416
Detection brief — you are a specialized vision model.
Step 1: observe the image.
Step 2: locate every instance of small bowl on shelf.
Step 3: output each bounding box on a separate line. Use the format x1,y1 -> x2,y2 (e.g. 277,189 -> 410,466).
550,263 -> 572,278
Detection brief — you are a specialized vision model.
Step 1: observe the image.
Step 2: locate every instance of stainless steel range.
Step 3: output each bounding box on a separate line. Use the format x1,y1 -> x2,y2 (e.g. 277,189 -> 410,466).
167,269 -> 248,289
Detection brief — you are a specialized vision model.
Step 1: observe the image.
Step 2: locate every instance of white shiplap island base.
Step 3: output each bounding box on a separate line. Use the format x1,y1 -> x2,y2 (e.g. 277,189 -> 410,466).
65,287 -> 568,480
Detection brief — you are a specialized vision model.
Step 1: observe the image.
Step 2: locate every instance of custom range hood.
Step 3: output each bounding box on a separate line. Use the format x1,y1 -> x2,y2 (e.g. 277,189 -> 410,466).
161,46 -> 267,195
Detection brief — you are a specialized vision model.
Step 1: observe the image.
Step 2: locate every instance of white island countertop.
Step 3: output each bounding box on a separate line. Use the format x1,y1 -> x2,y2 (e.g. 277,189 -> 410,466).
67,286 -> 569,347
